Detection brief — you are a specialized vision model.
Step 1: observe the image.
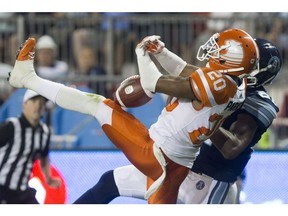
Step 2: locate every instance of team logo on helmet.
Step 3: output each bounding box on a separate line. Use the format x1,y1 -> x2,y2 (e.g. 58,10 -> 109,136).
220,40 -> 243,67
196,180 -> 205,190
269,56 -> 281,74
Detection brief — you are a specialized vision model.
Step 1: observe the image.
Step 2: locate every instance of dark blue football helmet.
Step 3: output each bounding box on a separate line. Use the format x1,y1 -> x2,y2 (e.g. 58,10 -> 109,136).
248,38 -> 282,87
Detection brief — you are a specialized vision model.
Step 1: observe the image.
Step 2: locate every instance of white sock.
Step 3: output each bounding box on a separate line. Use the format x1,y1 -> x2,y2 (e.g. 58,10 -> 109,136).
24,75 -> 63,103
25,75 -> 105,116
56,86 -> 106,116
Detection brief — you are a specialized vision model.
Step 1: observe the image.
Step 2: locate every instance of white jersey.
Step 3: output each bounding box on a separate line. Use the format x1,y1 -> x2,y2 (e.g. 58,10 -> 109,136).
149,67 -> 246,168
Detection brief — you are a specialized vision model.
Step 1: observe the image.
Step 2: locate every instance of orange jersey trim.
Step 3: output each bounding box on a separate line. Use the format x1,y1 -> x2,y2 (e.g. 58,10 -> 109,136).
190,68 -> 238,107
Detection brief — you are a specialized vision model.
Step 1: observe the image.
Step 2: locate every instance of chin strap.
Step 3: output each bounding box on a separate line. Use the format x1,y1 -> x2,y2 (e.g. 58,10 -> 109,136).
246,77 -> 258,86
246,64 -> 273,86
250,64 -> 272,77
217,67 -> 245,74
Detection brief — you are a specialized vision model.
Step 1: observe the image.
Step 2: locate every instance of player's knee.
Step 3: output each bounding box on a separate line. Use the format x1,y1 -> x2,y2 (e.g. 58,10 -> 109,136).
91,170 -> 119,195
98,170 -> 114,186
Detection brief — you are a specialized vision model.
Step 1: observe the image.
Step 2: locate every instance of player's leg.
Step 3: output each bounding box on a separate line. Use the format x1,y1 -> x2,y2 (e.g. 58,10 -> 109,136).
9,38 -> 186,204
204,179 -> 230,204
100,99 -> 162,180
224,182 -> 238,204
9,37 -> 163,185
178,171 -> 231,204
88,99 -> 189,204
74,165 -> 147,204
73,170 -> 119,204
177,171 -> 214,204
177,170 -> 233,204
147,154 -> 189,204
9,38 -> 105,117
114,165 -> 147,199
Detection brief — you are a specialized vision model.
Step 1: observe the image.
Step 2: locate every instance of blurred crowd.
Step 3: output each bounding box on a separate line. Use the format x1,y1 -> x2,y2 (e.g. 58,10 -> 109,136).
0,12 -> 288,149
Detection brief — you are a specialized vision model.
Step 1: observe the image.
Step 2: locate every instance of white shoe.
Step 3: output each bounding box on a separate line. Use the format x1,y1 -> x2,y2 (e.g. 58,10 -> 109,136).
8,38 -> 37,88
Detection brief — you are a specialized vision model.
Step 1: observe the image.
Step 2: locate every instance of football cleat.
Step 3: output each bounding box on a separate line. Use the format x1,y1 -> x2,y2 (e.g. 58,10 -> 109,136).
8,38 -> 37,88
16,38 -> 36,61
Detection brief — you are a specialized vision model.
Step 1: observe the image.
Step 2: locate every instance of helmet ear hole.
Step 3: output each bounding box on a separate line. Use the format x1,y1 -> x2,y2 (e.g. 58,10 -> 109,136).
219,59 -> 226,65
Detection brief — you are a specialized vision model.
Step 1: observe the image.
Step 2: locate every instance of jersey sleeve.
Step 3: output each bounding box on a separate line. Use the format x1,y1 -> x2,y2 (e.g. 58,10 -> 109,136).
189,68 -> 237,107
242,89 -> 279,129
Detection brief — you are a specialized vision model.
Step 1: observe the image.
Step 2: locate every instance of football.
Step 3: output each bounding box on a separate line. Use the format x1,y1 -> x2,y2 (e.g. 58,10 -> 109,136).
114,75 -> 154,108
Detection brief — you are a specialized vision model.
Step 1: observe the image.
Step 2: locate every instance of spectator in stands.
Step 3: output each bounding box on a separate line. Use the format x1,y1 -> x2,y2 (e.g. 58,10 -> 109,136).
35,35 -> 69,80
72,46 -> 107,96
0,24 -> 14,105
0,62 -> 13,106
101,12 -> 135,75
0,89 -> 60,204
70,13 -> 104,67
72,12 -> 135,76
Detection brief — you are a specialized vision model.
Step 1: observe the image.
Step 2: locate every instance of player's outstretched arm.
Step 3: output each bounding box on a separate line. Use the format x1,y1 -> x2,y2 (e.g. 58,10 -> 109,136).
155,75 -> 196,99
135,41 -> 197,100
139,35 -> 188,76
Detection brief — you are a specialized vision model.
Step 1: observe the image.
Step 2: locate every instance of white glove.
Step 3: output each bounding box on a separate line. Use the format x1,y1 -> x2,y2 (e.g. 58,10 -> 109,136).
135,38 -> 163,93
136,35 -> 165,55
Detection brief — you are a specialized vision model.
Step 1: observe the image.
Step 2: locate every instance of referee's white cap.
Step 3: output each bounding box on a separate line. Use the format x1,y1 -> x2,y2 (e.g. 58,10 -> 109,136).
23,89 -> 47,103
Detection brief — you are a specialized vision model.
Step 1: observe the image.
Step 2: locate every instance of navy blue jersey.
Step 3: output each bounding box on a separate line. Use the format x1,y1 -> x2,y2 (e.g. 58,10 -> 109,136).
191,86 -> 279,182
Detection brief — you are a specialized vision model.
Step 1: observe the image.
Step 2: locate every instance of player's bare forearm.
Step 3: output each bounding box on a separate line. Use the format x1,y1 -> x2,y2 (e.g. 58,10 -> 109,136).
155,75 -> 196,99
210,127 -> 240,158
211,113 -> 258,159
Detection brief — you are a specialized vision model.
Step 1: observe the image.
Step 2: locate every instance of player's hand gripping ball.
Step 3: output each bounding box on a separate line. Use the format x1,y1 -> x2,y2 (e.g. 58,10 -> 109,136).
114,75 -> 154,108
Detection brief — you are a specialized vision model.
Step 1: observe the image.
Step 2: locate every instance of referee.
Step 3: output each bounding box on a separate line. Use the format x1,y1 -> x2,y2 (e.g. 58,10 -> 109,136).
0,89 -> 60,204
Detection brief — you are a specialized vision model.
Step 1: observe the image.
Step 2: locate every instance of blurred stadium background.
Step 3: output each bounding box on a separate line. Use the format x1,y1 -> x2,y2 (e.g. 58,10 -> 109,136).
0,12 -> 288,204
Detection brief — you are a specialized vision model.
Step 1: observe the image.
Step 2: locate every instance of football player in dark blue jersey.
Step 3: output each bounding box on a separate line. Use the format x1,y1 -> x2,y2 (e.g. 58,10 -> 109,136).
73,38 -> 281,204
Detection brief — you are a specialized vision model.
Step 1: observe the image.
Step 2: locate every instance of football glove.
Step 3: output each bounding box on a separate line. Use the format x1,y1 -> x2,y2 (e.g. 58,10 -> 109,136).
136,35 -> 165,55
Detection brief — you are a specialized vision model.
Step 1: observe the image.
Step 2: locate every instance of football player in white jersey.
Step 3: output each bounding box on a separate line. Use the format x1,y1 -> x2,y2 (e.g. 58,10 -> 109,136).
73,38 -> 281,204
8,28 -> 259,204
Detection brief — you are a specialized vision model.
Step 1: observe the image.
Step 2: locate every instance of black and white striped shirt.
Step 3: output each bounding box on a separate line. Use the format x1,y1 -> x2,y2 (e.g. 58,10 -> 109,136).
0,114 -> 50,191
